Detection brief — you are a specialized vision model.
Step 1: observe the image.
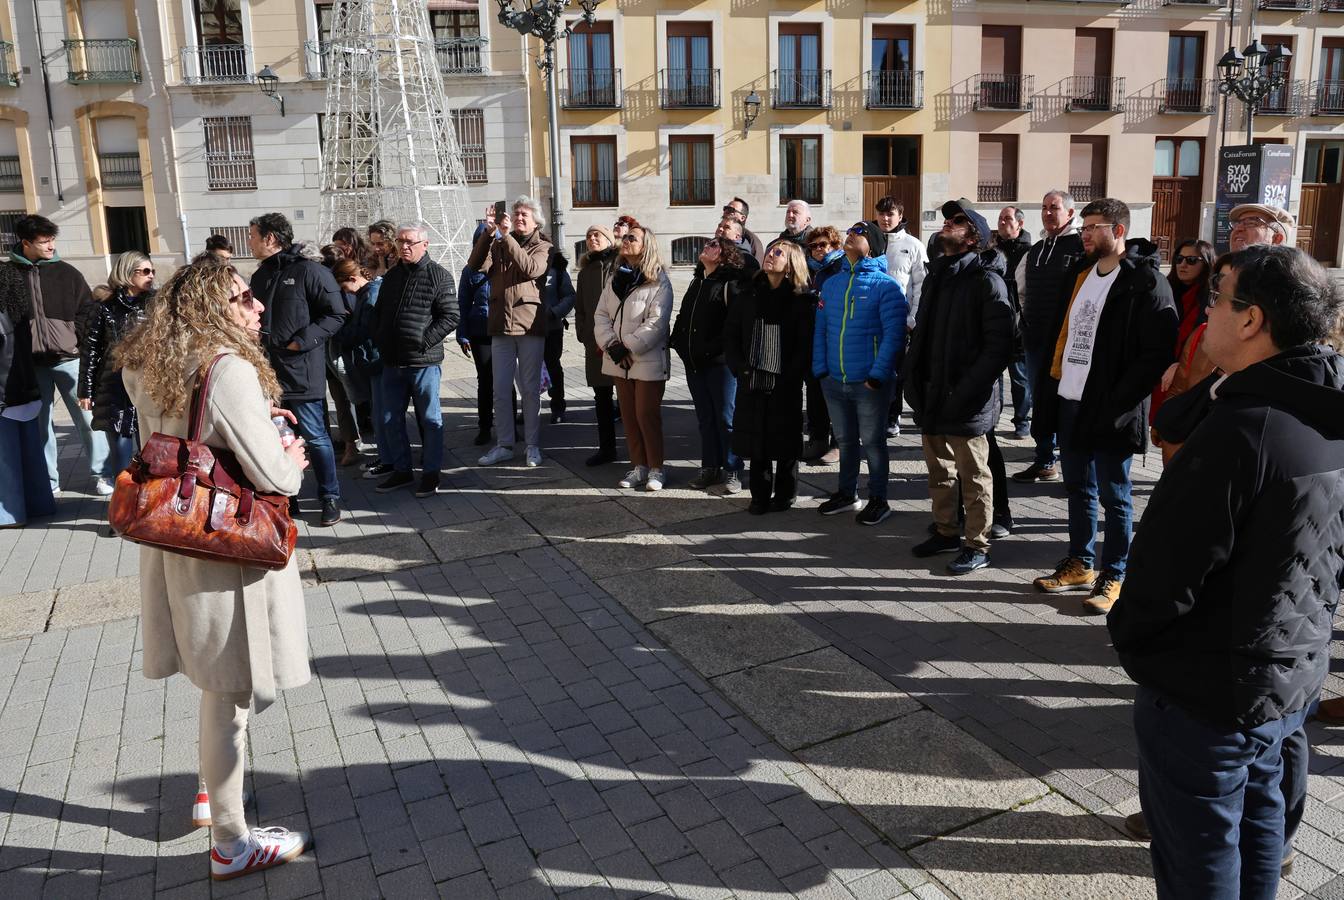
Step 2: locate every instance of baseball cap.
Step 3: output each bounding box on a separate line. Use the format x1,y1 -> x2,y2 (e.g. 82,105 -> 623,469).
1228,203 -> 1294,233
939,199 -> 991,249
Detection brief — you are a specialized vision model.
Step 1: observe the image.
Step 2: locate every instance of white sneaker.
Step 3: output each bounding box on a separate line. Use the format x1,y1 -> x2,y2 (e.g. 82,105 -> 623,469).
94,477 -> 115,496
525,446 -> 542,468
478,445 -> 515,466
618,466 -> 648,489
210,826 -> 310,881
645,468 -> 666,492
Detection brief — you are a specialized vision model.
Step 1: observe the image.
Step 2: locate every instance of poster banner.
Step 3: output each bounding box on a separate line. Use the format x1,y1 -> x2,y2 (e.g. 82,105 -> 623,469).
1215,145 -> 1262,253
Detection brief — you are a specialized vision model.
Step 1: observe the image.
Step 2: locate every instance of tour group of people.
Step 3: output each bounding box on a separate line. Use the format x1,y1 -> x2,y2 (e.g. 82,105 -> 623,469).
1,191 -> 1343,894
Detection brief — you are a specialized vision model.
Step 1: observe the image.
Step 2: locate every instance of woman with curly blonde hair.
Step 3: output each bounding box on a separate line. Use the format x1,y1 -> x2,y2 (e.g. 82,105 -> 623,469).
117,260 -> 315,881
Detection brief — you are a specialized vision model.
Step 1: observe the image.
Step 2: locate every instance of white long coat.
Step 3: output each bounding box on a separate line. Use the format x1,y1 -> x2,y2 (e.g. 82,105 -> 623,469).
123,351 -> 308,711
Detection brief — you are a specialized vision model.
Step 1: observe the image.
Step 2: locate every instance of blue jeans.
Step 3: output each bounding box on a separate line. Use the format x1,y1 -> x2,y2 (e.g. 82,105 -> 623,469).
0,415 -> 58,526
1006,357 -> 1031,428
283,399 -> 340,501
1058,399 -> 1133,576
106,435 -> 137,476
1136,686 -> 1309,900
35,357 -> 109,488
381,365 -> 443,474
1022,334 -> 1055,467
685,364 -> 741,473
367,371 -> 393,467
821,377 -> 892,501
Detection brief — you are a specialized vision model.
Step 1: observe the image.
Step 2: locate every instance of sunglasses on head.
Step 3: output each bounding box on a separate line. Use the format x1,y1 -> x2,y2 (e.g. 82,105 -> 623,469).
1174,254 -> 1203,266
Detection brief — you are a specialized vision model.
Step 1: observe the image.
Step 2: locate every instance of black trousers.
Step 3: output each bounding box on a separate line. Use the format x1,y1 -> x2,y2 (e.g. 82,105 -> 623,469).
593,385 -> 616,454
749,457 -> 798,503
545,328 -> 566,414
804,374 -> 832,446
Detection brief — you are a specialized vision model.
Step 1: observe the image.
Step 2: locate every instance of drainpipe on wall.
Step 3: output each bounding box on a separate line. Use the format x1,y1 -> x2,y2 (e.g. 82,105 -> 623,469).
150,0 -> 191,260
31,0 -> 64,203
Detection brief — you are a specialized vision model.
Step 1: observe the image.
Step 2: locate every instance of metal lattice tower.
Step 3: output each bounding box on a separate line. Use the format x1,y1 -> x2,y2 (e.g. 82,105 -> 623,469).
318,0 -> 475,275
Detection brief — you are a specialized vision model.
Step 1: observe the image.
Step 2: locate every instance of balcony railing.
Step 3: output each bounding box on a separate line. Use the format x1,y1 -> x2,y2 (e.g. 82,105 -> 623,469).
573,178 -> 618,207
0,42 -> 16,87
1324,0 -> 1344,11
560,68 -> 621,108
778,176 -> 822,205
659,68 -> 720,109
206,156 -> 257,191
1258,0 -> 1311,8
182,44 -> 252,84
0,156 -> 21,191
1068,182 -> 1105,203
1256,80 -> 1306,116
435,37 -> 487,75
977,181 -> 1017,203
1066,75 -> 1125,112
1313,81 -> 1344,115
64,38 -> 140,83
974,74 -> 1033,111
671,177 -> 715,206
773,69 -> 831,108
304,40 -> 328,79
98,152 -> 142,188
865,70 -> 924,109
1162,1 -> 1228,6
1161,77 -> 1216,114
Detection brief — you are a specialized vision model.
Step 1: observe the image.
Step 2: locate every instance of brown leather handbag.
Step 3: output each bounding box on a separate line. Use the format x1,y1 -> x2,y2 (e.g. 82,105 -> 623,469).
108,354 -> 298,570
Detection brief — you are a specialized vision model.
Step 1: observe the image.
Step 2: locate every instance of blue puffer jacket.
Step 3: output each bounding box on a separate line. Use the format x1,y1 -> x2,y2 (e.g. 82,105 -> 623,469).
458,224 -> 491,344
812,254 -> 907,384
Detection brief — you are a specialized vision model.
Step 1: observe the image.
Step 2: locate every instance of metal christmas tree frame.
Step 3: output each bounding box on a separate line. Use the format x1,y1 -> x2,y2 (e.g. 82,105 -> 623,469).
318,0 -> 475,275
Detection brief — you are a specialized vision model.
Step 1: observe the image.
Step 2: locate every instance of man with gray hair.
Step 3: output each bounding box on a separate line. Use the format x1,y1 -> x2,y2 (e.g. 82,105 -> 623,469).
1012,189 -> 1085,484
468,196 -> 553,468
779,200 -> 812,249
371,221 -> 460,497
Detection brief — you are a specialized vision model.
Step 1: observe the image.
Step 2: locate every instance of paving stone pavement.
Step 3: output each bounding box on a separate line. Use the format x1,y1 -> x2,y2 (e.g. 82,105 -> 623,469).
2,335 -> 1344,899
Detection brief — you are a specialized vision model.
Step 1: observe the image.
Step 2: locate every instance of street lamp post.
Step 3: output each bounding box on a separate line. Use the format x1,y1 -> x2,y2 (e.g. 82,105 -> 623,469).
1217,39 -> 1291,144
495,0 -> 601,255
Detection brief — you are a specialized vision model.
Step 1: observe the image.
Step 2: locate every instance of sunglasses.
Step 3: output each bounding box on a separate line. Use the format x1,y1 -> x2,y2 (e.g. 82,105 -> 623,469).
1173,254 -> 1203,266
621,233 -> 640,243
944,214 -> 970,226
229,289 -> 260,308
847,224 -> 868,235
807,242 -> 831,250
134,267 -> 155,276
767,246 -> 787,257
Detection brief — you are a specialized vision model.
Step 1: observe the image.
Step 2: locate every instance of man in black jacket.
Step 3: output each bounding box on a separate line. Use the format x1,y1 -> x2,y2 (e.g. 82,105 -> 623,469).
249,212 -> 348,526
372,222 -> 460,498
1012,190 -> 1086,484
992,206 -> 1033,440
1031,199 -> 1177,613
903,200 -> 1013,575
1108,245 -> 1344,900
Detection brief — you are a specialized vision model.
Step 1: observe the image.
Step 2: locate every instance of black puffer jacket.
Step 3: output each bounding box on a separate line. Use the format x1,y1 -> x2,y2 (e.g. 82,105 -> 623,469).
902,249 -> 1013,437
1109,345 -> 1344,728
374,253 -> 460,368
722,274 -> 813,461
1034,239 -> 1178,455
78,288 -> 147,435
0,264 -> 35,411
251,244 -> 347,401
1019,226 -> 1086,342
669,263 -> 744,374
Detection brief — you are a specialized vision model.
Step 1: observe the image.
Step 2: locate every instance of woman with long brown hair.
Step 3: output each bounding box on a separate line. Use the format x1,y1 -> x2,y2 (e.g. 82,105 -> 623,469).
117,260 -> 313,880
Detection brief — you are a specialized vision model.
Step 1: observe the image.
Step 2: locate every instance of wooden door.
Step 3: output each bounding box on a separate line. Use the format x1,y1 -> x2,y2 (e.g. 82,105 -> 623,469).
1298,183 -> 1344,265
863,177 -> 921,238
1152,137 -> 1204,263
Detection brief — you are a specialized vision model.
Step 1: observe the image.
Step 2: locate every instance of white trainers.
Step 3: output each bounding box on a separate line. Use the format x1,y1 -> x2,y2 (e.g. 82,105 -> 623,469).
525,446 -> 542,468
210,826 -> 310,881
618,466 -> 648,489
94,477 -> 115,496
645,468 -> 666,492
478,445 -> 515,466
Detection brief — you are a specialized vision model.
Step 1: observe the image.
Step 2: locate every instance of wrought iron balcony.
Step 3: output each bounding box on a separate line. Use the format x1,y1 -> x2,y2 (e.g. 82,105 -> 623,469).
182,44 -> 253,85
1162,1 -> 1228,6
0,156 -> 21,191
659,68 -> 720,109
1313,81 -> 1344,115
304,40 -> 328,79
1160,77 -> 1216,114
974,74 -> 1033,111
1256,80 -> 1307,116
977,181 -> 1017,203
671,177 -> 715,206
560,69 -> 621,108
0,42 -> 15,87
64,39 -> 140,84
1322,0 -> 1344,10
772,69 -> 831,108
573,178 -> 618,207
1068,182 -> 1105,203
435,37 -> 487,75
1065,75 -> 1125,112
778,175 -> 822,205
1257,0 -> 1311,9
98,152 -> 142,188
865,70 -> 924,110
